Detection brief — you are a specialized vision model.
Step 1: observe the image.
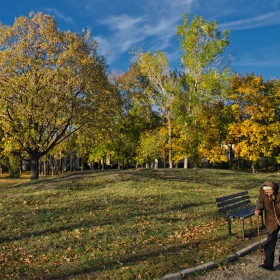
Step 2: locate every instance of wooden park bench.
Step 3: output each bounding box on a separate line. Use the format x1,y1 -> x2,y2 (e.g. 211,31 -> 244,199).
216,190 -> 263,238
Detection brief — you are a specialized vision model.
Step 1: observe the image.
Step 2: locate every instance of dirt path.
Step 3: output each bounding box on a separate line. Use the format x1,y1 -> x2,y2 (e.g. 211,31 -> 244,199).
195,240 -> 280,280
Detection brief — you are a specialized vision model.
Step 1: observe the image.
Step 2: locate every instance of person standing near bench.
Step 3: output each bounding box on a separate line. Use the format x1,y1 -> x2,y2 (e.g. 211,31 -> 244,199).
255,180 -> 280,271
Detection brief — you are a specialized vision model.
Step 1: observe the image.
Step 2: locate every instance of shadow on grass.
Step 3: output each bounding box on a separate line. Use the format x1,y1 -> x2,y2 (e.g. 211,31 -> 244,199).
47,234 -> 234,280
0,198 -> 216,244
1,178 -> 221,251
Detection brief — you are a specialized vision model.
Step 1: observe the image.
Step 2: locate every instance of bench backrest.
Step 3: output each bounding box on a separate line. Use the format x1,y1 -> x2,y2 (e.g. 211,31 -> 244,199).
216,191 -> 252,215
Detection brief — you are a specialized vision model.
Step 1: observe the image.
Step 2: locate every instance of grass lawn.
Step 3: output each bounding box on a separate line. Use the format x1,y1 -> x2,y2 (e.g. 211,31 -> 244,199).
0,168 -> 277,279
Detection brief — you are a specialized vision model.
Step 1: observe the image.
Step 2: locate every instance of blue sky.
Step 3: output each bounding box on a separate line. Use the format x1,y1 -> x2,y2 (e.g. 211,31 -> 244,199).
0,0 -> 279,81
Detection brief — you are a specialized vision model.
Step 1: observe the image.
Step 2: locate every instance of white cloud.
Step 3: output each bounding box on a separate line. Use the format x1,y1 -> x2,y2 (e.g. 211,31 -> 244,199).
88,0 -> 280,74
44,8 -> 75,25
96,0 -> 194,66
99,14 -> 145,31
220,11 -> 280,30
97,16 -> 177,64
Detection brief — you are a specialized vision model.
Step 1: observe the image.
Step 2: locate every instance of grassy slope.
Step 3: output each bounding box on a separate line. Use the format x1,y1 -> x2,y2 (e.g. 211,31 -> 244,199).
0,168 -> 277,279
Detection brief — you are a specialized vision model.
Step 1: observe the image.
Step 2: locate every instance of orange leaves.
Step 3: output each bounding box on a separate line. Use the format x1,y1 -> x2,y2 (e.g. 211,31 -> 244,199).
1,244 -> 35,269
62,247 -> 78,263
168,221 -> 219,244
21,256 -> 33,265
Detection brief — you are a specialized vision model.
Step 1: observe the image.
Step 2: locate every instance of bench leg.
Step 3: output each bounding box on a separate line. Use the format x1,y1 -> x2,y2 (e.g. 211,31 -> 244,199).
227,219 -> 232,235
241,219 -> 245,238
249,216 -> 252,227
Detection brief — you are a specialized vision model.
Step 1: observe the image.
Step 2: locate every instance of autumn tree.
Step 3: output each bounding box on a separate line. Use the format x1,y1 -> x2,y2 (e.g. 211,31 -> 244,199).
198,101 -> 231,167
133,50 -> 183,168
69,79 -> 122,170
267,79 -> 280,170
112,64 -> 163,168
227,74 -> 280,173
176,14 -> 232,168
169,121 -> 187,167
0,12 -> 109,179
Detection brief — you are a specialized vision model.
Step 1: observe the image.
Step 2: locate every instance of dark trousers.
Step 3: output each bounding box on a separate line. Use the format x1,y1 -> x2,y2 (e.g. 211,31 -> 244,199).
264,226 -> 280,268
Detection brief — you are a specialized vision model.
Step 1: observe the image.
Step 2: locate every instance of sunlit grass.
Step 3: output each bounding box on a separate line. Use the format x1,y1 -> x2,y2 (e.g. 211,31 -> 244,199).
0,168 -> 276,279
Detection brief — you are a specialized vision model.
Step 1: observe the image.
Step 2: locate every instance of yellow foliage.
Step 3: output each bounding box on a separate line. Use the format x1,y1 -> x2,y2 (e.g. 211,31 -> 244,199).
199,144 -> 228,163
0,12 -> 110,176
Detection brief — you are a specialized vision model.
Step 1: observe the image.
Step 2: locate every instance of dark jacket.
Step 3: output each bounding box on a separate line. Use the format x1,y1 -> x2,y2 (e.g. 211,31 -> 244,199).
257,180 -> 280,231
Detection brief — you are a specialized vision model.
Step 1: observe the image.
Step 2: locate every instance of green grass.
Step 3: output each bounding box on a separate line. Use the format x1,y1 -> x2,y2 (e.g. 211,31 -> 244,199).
0,168 -> 277,279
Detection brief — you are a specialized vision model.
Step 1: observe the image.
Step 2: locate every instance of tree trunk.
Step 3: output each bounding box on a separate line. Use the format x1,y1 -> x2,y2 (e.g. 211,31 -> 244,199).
43,161 -> 47,175
167,115 -> 173,168
60,157 -> 63,174
251,162 -> 256,174
51,157 -> 55,176
80,158 -> 84,171
154,159 -> 158,169
102,156 -> 105,170
229,144 -> 234,169
184,155 -> 188,169
184,130 -> 188,169
30,154 -> 40,180
265,158 -> 269,172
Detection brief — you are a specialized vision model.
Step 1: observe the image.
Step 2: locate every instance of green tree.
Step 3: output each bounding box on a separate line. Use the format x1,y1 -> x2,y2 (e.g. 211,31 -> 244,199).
176,14 -> 231,167
71,79 -> 122,170
112,64 -> 163,168
134,50 -> 183,168
135,129 -> 166,168
0,12 -> 109,179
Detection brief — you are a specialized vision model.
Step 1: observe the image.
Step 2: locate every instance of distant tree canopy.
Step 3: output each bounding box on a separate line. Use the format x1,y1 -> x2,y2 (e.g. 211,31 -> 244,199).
0,12 -> 112,179
0,12 -> 279,178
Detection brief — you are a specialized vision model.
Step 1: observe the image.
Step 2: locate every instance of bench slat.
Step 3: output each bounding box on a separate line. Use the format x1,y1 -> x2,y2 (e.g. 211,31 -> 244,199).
228,205 -> 255,219
216,191 -> 248,202
218,200 -> 251,213
217,196 -> 250,208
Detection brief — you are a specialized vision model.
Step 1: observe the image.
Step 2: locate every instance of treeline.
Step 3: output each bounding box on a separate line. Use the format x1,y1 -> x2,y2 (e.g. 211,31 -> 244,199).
0,12 -> 279,179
